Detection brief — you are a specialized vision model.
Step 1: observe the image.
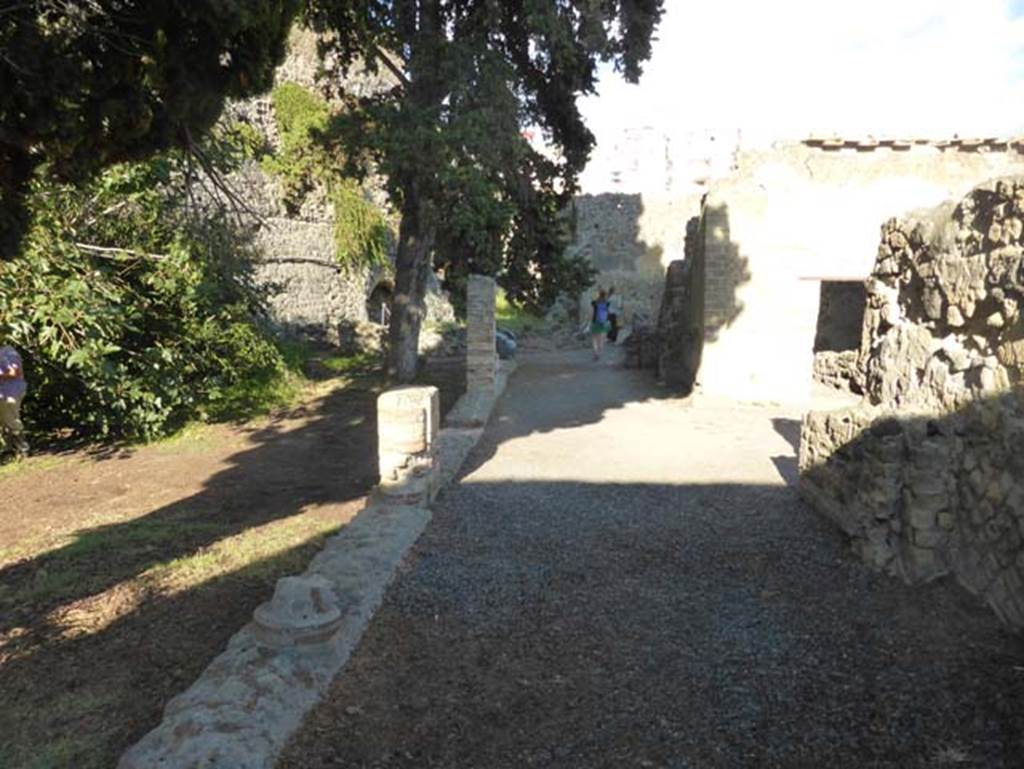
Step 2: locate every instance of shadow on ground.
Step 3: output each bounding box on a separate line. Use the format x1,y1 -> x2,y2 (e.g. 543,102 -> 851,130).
770,417 -> 802,486
278,477 -> 1024,769
0,362 -> 465,769
456,348 -> 680,479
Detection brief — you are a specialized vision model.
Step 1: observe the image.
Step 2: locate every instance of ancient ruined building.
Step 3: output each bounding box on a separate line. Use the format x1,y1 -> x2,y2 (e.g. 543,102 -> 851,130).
574,134 -> 1024,398
800,179 -> 1024,630
574,133 -> 1024,629
222,27 -> 453,349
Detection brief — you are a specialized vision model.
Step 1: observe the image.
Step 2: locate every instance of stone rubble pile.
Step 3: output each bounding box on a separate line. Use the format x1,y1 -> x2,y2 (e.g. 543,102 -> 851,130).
800,179 -> 1024,631
812,350 -> 862,393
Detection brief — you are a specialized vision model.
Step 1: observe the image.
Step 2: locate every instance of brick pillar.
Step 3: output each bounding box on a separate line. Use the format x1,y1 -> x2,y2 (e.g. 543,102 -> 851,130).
376,386 -> 440,506
702,203 -> 733,341
466,274 -> 497,393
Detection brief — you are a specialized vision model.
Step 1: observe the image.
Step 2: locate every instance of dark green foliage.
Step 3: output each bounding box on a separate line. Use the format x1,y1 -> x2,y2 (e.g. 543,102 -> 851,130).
0,150 -> 292,441
302,0 -> 664,376
264,82 -> 335,209
0,1 -> 663,383
0,0 -> 301,258
331,182 -> 391,267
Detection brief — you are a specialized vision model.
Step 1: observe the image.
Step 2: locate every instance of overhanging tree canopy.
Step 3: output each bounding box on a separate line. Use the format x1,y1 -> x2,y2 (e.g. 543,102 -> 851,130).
0,0 -> 300,258
303,0 -> 665,380
2,1 -> 664,384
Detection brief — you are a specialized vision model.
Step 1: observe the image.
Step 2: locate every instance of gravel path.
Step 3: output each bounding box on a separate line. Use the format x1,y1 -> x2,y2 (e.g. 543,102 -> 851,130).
278,350 -> 1024,769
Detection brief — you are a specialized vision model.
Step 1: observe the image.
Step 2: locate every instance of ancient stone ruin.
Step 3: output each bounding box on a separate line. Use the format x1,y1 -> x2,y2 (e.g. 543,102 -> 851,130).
465,274 -> 498,394
800,179 -> 1024,630
119,315 -> 516,767
585,137 -> 1024,401
376,386 -> 441,507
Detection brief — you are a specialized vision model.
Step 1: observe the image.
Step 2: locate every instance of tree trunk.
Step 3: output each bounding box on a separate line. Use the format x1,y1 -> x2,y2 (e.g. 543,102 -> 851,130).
385,0 -> 443,383
387,189 -> 434,382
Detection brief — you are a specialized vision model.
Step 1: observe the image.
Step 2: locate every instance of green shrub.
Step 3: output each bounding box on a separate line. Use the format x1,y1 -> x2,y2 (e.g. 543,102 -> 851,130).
264,82 -> 391,266
0,84 -> 395,444
331,181 -> 390,267
0,153 -> 292,441
262,82 -> 333,209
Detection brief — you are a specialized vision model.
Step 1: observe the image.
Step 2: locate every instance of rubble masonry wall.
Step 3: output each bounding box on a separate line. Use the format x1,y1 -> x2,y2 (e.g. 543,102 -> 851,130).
570,192 -> 704,324
800,179 -> 1024,630
699,144 -> 1024,403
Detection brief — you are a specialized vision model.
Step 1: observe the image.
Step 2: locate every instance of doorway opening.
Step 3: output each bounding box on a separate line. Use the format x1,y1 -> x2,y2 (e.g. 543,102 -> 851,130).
367,282 -> 393,326
813,280 -> 866,393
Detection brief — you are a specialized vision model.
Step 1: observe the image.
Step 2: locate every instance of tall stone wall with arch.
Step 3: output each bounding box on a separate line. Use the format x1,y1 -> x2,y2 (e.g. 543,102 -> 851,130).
223,26 -> 454,349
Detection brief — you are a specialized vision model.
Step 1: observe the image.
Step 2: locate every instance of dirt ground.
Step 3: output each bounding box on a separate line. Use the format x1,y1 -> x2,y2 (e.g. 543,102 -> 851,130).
0,360 -> 464,769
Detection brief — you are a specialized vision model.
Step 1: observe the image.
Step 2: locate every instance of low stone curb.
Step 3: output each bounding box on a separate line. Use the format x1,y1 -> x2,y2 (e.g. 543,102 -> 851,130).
118,359 -> 517,769
438,360 -> 515,482
444,359 -> 516,429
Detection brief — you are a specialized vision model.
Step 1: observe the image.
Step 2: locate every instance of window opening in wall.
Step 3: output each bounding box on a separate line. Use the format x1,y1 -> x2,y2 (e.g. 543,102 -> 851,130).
812,280 -> 867,394
367,282 -> 393,326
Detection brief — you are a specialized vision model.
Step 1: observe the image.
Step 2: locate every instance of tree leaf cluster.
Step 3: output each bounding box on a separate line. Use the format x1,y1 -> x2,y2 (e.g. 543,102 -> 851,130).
0,0 -> 301,258
260,82 -> 391,267
1,2 -> 664,383
301,0 -> 663,374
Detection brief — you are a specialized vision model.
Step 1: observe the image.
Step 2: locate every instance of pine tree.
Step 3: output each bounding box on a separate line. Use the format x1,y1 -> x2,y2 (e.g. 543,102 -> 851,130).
0,1 -> 300,257
304,0 -> 665,380
2,2 -> 664,384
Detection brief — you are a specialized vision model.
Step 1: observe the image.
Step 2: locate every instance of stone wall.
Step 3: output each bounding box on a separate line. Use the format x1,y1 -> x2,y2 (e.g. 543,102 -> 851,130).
570,192 -> 703,324
696,142 -> 1024,403
800,180 -> 1024,631
223,27 -> 453,347
652,215 -> 705,391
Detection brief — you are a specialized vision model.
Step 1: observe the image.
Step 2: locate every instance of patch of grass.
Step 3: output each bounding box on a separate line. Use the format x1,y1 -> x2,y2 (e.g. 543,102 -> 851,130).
275,337 -> 316,373
0,511 -> 346,769
319,351 -> 378,374
496,288 -> 542,335
6,520 -> 224,605
208,362 -> 310,423
150,515 -> 342,587
292,345 -> 382,384
152,421 -> 219,454
0,454 -> 64,480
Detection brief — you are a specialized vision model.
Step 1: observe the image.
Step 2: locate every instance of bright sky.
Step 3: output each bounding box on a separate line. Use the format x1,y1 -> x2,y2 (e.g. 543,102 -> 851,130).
581,0 -> 1024,151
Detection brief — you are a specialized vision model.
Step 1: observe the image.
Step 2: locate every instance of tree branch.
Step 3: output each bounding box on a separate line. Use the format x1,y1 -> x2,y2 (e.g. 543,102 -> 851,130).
370,44 -> 410,89
183,126 -> 266,227
74,242 -> 168,261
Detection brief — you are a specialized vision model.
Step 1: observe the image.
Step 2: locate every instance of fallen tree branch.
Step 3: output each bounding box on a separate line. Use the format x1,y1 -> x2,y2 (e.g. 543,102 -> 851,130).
183,126 -> 266,227
74,242 -> 168,261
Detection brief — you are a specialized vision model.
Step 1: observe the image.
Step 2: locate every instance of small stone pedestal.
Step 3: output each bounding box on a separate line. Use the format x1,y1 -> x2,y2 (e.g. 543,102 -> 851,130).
466,274 -> 497,394
252,575 -> 343,650
377,386 -> 440,506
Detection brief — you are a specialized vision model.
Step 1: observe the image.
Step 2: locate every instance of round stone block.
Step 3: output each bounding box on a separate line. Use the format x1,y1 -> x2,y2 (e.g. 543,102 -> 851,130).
252,575 -> 343,650
377,386 -> 439,455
